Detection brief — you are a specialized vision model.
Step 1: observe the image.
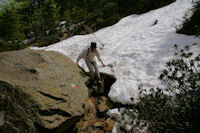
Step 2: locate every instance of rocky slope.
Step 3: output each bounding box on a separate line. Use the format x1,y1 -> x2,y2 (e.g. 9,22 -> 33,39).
0,48 -> 89,132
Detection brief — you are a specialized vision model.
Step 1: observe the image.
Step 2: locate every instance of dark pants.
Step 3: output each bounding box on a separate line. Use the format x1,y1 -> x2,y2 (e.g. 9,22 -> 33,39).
85,58 -> 100,80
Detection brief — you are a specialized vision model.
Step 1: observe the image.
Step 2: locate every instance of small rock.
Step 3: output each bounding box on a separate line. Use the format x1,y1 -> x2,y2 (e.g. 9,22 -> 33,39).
93,120 -> 105,127
152,20 -> 158,26
104,118 -> 115,132
107,109 -> 122,121
98,96 -> 113,113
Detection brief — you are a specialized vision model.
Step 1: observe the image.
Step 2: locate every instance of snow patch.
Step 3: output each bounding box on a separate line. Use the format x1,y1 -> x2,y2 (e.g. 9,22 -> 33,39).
31,0 -> 200,104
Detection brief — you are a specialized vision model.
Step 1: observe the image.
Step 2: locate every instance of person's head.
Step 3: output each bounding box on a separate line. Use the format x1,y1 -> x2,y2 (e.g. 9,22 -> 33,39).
90,42 -> 97,49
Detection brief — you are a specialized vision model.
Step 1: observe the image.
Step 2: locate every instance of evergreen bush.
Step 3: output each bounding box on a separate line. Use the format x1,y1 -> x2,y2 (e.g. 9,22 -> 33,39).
177,1 -> 200,36
0,0 -> 178,50
122,44 -> 200,133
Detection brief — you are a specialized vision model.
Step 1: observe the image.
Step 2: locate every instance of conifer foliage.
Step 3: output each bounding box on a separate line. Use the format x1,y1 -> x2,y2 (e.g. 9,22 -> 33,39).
0,0 -> 27,42
122,44 -> 200,133
178,1 -> 200,36
0,0 -> 192,52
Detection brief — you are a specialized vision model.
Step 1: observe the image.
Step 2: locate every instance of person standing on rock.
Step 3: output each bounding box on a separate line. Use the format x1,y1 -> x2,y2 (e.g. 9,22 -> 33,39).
76,42 -> 105,82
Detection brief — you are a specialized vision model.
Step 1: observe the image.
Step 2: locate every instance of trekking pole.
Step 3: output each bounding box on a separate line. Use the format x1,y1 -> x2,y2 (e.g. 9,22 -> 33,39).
66,30 -> 81,53
83,24 -> 104,47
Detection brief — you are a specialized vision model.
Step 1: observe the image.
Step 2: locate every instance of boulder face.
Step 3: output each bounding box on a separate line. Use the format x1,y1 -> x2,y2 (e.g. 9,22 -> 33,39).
0,48 -> 89,131
0,81 -> 39,133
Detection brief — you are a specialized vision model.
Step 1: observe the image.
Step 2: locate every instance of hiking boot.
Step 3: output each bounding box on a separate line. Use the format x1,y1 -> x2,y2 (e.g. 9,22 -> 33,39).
98,80 -> 102,84
95,80 -> 102,86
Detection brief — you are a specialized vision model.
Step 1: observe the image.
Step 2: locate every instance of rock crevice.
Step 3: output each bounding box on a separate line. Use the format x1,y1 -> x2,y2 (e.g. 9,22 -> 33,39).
72,72 -> 118,133
39,109 -> 72,117
0,48 -> 119,133
37,91 -> 67,103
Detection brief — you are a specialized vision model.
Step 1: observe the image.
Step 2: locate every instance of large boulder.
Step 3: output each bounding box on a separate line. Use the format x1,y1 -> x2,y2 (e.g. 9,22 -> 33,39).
0,48 -> 89,132
0,81 -> 39,133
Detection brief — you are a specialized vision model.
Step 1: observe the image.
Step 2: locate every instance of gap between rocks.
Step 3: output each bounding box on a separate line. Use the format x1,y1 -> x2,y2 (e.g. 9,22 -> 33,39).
63,72 -> 121,133
36,72 -> 122,133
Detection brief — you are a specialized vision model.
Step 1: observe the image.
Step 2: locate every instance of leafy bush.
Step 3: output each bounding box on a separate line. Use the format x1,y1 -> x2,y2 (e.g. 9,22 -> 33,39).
177,1 -> 200,36
35,34 -> 60,47
0,39 -> 28,52
122,44 -> 200,133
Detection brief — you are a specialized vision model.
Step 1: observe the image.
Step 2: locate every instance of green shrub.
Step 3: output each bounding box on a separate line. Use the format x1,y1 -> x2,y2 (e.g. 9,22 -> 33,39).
0,39 -> 27,52
0,0 -> 27,43
36,34 -> 60,47
60,0 -> 176,36
177,1 -> 200,36
122,44 -> 200,133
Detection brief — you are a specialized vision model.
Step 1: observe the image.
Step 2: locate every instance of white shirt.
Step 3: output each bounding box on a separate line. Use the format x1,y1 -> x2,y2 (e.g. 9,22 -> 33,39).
77,47 -> 103,63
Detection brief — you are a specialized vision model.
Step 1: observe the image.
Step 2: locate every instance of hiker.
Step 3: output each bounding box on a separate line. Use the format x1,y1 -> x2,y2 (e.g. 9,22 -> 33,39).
76,42 -> 105,81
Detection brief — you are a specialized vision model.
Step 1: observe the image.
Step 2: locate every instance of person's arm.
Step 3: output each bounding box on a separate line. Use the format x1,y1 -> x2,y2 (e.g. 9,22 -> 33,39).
96,50 -> 105,67
76,49 -> 87,66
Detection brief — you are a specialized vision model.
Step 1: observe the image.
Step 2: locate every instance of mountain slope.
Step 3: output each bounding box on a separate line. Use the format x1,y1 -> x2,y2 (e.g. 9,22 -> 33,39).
32,0 -> 200,104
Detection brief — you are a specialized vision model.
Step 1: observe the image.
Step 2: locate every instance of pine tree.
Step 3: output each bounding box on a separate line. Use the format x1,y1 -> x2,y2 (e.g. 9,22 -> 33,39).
0,0 -> 27,43
30,5 -> 46,39
44,0 -> 61,35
